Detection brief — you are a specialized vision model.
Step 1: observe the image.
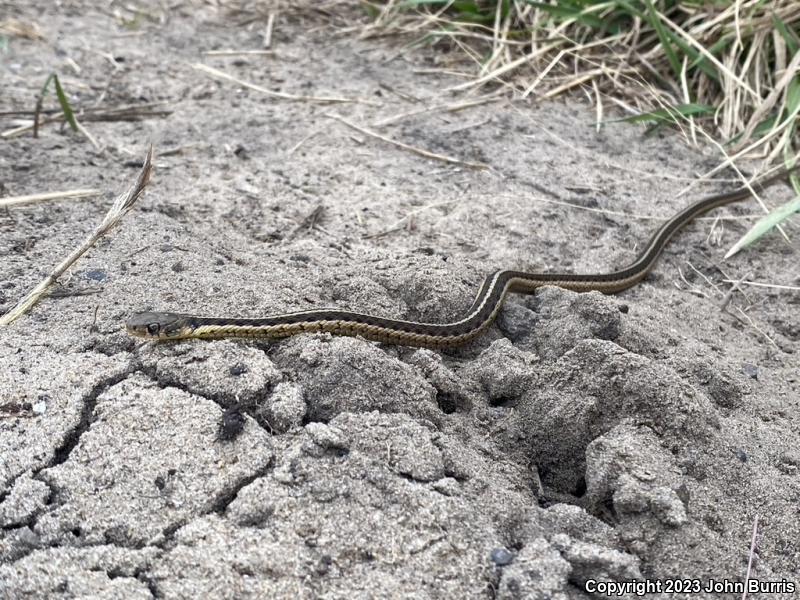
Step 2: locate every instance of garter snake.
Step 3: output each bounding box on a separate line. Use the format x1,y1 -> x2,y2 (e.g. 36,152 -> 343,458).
127,167 -> 797,348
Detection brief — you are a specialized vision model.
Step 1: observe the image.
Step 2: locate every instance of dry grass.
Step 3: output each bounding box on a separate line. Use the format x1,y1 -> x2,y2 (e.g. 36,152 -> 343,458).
361,1 -> 800,170
0,17 -> 44,40
192,63 -> 375,105
0,147 -> 154,326
326,112 -> 492,169
0,188 -> 100,208
353,0 -> 800,254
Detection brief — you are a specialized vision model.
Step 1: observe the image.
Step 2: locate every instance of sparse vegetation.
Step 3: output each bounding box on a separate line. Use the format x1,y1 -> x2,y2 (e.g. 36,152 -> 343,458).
362,0 -> 800,249
38,73 -> 78,134
364,1 -> 800,168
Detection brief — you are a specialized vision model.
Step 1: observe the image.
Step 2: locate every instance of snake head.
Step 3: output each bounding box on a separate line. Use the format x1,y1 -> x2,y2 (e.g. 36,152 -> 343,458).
126,312 -> 194,340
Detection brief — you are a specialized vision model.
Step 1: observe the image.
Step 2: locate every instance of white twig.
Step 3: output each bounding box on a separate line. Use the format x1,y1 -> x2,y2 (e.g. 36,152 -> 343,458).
193,63 -> 376,105
742,514 -> 759,600
721,280 -> 800,292
327,113 -> 491,170
0,188 -> 100,208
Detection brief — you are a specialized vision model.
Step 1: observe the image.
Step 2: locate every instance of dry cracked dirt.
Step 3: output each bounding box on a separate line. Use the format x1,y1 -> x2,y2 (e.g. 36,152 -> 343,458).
1,2 -> 799,599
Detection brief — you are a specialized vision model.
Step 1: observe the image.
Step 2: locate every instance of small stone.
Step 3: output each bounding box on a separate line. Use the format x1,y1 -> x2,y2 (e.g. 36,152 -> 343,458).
258,382 -> 306,433
229,363 -> 248,376
432,477 -> 461,497
305,422 -> 348,451
496,301 -> 538,342
490,547 -> 514,566
217,405 -> 246,442
742,363 -> 758,380
84,269 -> 107,282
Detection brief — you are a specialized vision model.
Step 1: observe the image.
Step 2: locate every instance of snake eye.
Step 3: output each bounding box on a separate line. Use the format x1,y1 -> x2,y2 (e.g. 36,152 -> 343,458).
146,323 -> 160,336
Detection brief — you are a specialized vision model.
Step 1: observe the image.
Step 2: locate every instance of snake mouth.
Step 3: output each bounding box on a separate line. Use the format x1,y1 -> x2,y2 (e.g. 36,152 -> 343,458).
125,325 -> 150,339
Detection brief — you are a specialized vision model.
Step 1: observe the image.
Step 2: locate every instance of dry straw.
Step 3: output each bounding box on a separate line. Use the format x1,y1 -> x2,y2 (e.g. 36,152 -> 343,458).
0,147 -> 154,326
0,189 -> 100,209
363,1 -> 800,165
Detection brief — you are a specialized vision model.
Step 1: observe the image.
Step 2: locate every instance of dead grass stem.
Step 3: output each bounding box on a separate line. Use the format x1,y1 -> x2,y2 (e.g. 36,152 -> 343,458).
193,63 -> 378,105
0,188 -> 100,209
326,113 -> 491,170
0,147 -> 154,326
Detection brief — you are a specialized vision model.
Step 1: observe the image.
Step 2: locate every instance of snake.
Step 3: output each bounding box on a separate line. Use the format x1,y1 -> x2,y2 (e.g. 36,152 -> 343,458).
127,167 -> 797,348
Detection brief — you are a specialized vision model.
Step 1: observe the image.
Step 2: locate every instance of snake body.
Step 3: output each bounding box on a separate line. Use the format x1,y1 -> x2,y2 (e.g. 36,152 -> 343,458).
127,168 -> 796,348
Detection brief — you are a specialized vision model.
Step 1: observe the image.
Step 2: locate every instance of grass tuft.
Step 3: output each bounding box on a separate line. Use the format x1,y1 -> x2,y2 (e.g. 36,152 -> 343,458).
364,0 -> 800,166
363,0 -> 800,255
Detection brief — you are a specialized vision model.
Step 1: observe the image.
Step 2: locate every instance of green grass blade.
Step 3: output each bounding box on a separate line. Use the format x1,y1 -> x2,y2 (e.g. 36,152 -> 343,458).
686,35 -> 727,78
725,196 -> 800,259
606,0 -> 644,20
39,73 -> 55,97
642,0 -> 681,79
785,73 -> 800,117
621,0 -> 719,83
399,0 -> 467,6
772,14 -> 800,56
40,73 -> 78,132
610,102 -> 714,124
362,3 -> 381,18
52,75 -> 78,132
521,1 -> 606,28
727,115 -> 778,146
398,0 -> 498,22
782,78 -> 800,178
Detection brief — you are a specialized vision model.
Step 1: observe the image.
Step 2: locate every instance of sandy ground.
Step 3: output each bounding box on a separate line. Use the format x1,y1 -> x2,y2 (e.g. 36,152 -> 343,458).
1,2 -> 799,599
